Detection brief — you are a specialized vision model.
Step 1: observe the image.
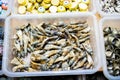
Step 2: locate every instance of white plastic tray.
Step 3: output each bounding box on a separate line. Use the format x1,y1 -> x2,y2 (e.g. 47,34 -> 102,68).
11,0 -> 96,15
99,17 -> 120,80
0,0 -> 11,18
0,18 -> 4,76
96,0 -> 120,17
3,13 -> 100,77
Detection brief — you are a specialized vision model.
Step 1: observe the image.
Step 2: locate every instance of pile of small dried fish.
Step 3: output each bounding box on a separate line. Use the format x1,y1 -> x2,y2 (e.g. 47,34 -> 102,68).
100,0 -> 120,13
104,27 -> 120,76
11,21 -> 94,72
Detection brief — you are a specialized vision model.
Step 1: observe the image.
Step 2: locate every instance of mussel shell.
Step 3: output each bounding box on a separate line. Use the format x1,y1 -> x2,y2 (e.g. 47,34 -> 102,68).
114,48 -> 120,55
105,45 -> 115,51
114,34 -> 120,39
108,36 -> 115,44
112,29 -> 118,35
105,51 -> 113,57
107,65 -> 113,70
114,40 -> 120,48
103,27 -> 112,35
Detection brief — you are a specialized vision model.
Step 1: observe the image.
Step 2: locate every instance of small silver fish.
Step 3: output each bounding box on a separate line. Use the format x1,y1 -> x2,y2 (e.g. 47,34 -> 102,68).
44,50 -> 61,58
73,58 -> 87,69
44,44 -> 61,50
62,46 -> 73,56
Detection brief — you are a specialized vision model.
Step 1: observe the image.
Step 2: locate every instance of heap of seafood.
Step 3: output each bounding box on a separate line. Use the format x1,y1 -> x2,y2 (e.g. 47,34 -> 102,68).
100,0 -> 120,13
104,27 -> 120,76
11,21 -> 94,72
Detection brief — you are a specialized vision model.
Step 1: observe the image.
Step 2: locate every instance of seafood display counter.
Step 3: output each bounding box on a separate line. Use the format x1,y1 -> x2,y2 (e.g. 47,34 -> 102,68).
0,0 -> 120,80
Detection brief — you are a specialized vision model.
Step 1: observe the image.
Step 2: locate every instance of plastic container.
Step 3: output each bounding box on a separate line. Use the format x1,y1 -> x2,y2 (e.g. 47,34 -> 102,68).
99,17 -> 120,80
3,13 -> 100,77
0,18 -> 4,76
0,0 -> 11,18
11,0 -> 96,15
96,0 -> 120,17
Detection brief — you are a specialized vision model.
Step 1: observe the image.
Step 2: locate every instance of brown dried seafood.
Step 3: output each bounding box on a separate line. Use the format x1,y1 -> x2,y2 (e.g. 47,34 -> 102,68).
100,0 -> 120,13
11,21 -> 94,72
104,27 -> 120,76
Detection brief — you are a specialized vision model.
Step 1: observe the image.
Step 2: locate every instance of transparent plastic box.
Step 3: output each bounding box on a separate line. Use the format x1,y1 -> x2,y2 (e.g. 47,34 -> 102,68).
0,0 -> 11,18
96,0 -> 120,17
3,13 -> 100,77
99,17 -> 120,80
11,0 -> 96,15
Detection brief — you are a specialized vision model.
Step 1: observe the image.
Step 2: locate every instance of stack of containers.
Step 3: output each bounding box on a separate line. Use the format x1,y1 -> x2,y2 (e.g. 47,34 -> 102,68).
96,0 -> 120,80
2,0 -> 102,78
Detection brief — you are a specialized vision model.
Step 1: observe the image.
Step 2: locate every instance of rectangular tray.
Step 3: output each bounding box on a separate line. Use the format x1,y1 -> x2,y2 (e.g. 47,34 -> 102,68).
99,17 -> 120,80
3,13 -> 100,77
96,0 -> 120,17
11,0 -> 96,15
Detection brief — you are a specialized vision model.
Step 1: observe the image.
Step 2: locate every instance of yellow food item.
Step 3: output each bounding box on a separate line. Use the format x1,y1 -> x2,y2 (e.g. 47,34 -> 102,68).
57,6 -> 66,12
38,6 -> 45,13
45,10 -> 50,13
43,0 -> 51,4
73,0 -> 82,3
34,3 -> 39,9
29,0 -> 36,3
69,2 -> 78,10
17,0 -> 90,14
18,6 -> 26,14
63,0 -> 71,8
82,0 -> 90,5
18,0 -> 27,5
31,9 -> 38,14
79,3 -> 88,11
41,2 -> 51,9
36,0 -> 42,3
26,3 -> 33,11
51,0 -> 60,6
49,6 -> 57,13
59,0 -> 64,5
